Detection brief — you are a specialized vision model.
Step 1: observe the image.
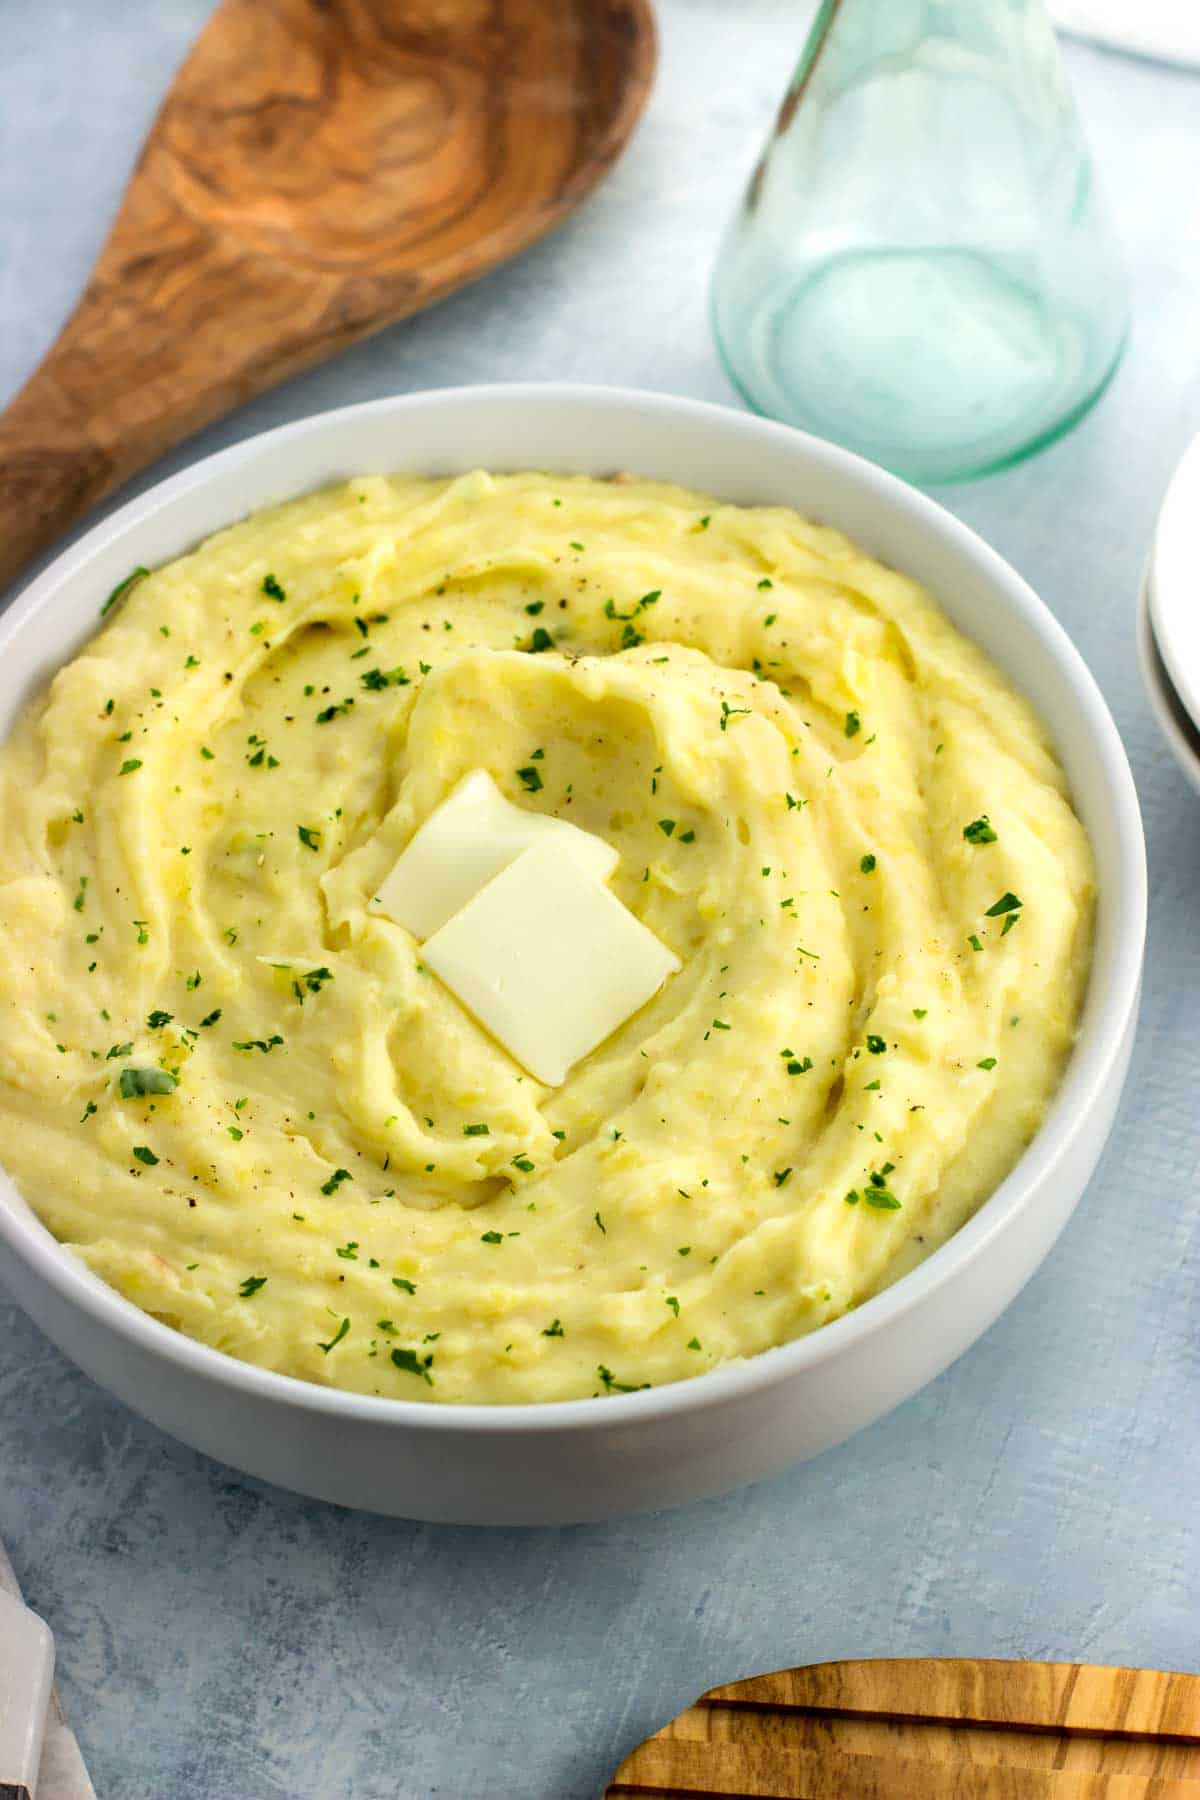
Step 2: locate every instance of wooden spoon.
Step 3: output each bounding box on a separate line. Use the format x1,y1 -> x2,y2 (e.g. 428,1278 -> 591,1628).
0,0 -> 655,593
604,1658 -> 1200,1797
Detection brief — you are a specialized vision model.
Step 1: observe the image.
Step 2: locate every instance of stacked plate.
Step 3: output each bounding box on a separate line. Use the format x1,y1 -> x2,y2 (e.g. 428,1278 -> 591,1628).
1140,433 -> 1200,797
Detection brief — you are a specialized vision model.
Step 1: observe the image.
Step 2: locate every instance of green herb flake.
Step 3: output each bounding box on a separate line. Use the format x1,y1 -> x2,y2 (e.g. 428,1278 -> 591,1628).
860,853 -> 877,873
101,566 -> 149,618
464,1122 -> 490,1138
322,1168 -> 352,1196
528,627 -> 553,653
118,759 -> 143,777
773,1168 -> 793,1187
517,765 -> 543,793
657,818 -> 676,837
665,1296 -> 680,1317
985,891 -> 1023,917
512,1155 -> 535,1173
131,1144 -> 159,1166
391,1345 -> 435,1384
480,1230 -> 504,1245
318,1317 -> 350,1355
977,1056 -> 998,1070
542,1318 -> 565,1337
844,711 -> 861,739
392,1277 -> 417,1295
866,1034 -> 887,1055
238,1275 -> 267,1297
147,1010 -> 172,1030
963,816 -> 998,845
119,1067 -> 178,1098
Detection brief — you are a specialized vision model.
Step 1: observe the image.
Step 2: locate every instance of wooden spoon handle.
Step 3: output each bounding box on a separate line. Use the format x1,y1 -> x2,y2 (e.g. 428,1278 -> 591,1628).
0,360 -> 118,594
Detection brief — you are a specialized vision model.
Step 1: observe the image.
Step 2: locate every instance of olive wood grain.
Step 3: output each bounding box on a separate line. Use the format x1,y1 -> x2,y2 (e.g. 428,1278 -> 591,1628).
0,0 -> 655,593
604,1659 -> 1200,1798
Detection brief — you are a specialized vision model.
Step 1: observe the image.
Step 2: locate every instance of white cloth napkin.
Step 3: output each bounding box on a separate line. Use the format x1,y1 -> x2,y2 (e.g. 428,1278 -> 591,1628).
0,1539 -> 95,1800
1051,0 -> 1200,69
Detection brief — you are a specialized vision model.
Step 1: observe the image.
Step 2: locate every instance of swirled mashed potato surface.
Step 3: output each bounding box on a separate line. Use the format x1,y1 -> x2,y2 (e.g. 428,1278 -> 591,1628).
0,472 -> 1093,1403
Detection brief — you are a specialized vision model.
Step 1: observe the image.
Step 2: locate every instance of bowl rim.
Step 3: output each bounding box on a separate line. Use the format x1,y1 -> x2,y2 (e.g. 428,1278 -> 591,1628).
0,382 -> 1147,1436
1137,566 -> 1200,798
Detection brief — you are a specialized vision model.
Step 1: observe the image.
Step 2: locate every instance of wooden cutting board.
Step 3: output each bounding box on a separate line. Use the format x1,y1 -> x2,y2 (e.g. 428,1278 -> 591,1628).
603,1659 -> 1200,1798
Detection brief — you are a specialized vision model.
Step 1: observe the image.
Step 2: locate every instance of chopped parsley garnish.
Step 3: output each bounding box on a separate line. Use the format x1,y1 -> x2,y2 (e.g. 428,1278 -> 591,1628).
597,1365 -> 645,1394
594,1211 -> 606,1233
665,1296 -> 680,1317
232,1035 -> 283,1054
238,1275 -> 267,1297
977,1056 -> 998,1070
517,765 -> 543,793
147,1010 -> 173,1030
542,1318 -> 565,1337
773,1168 -> 793,1187
963,816 -> 998,844
297,825 -> 321,851
315,698 -> 354,723
861,1165 -> 901,1209
198,1008 -> 222,1028
119,1066 -> 178,1097
131,1145 -> 159,1166
913,1008 -> 927,1019
106,1041 -> 133,1060
391,1277 -> 417,1297
711,1019 -> 731,1031
784,1053 -> 813,1075
318,1317 -> 350,1354
335,1241 -> 358,1259
391,1346 -> 434,1384
360,665 -> 409,690
480,1230 -> 504,1244
844,711 -> 861,738
860,853 -> 877,873
719,700 -> 750,732
527,627 -> 553,653
985,891 -> 1023,917
464,1122 -> 490,1137
73,876 -> 88,913
261,574 -> 286,602
525,600 -> 545,616
657,818 -> 676,837
758,578 -> 773,590
512,1155 -> 535,1173
101,566 -> 149,618
1000,912 -> 1019,936
322,1168 -> 352,1195
866,1034 -> 887,1055
80,1101 -> 97,1124
118,759 -> 143,776
968,933 -> 984,952
293,966 -> 333,1003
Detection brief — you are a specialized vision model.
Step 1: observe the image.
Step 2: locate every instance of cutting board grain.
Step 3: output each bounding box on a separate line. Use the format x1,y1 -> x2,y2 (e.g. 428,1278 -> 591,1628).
603,1659 -> 1200,1798
0,0 -> 655,592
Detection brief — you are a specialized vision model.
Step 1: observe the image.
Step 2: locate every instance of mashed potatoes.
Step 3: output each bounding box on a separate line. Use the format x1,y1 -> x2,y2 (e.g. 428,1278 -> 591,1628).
0,472 -> 1093,1403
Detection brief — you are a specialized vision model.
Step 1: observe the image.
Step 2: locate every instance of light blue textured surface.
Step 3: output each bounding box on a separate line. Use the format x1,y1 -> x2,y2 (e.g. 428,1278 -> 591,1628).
2,7 -> 1198,1798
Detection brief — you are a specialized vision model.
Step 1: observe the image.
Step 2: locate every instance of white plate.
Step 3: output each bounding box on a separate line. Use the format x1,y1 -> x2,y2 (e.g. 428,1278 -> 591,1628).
1147,429 -> 1200,733
1138,567 -> 1200,797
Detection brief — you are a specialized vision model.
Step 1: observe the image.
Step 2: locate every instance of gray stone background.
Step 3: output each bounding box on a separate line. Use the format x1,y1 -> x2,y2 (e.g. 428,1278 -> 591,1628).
1,5 -> 1197,1796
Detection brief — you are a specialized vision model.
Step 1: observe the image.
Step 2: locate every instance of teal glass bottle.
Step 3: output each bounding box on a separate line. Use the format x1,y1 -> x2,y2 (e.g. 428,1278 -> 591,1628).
711,0 -> 1129,484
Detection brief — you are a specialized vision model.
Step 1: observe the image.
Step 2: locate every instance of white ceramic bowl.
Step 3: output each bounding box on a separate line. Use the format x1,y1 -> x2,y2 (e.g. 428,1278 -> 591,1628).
0,386 -> 1145,1525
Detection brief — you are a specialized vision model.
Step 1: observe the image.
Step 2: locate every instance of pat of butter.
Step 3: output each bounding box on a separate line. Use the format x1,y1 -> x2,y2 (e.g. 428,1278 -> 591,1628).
422,842 -> 680,1085
374,768 -> 619,941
